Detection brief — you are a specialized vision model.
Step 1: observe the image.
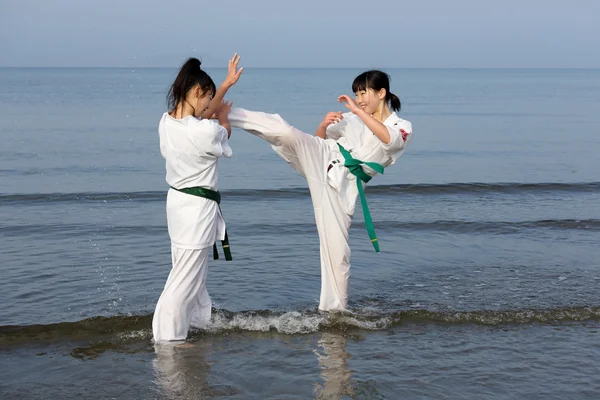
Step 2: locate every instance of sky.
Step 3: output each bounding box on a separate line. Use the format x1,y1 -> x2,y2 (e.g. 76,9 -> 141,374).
1,0 -> 599,68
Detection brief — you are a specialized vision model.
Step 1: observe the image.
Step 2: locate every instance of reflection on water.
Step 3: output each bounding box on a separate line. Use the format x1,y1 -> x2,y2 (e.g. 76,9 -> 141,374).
153,342 -> 214,399
314,333 -> 354,399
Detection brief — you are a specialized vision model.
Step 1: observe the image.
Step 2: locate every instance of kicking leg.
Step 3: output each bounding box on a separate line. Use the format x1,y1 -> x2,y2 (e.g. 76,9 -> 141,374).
229,108 -> 331,178
229,108 -> 351,311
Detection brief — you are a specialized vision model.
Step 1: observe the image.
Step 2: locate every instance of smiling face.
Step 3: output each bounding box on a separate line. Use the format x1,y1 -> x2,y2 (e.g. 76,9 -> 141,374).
354,87 -> 386,115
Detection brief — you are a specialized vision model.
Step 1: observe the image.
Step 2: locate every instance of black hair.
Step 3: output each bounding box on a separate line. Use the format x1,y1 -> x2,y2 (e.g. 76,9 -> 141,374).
351,70 -> 401,112
167,57 -> 216,112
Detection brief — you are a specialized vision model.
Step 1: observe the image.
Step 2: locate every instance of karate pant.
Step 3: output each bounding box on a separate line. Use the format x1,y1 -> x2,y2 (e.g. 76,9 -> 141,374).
152,245 -> 212,342
229,108 -> 352,311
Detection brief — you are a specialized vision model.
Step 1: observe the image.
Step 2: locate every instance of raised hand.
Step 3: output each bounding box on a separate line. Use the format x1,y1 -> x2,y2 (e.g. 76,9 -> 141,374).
319,111 -> 344,128
314,111 -> 344,139
200,54 -> 242,121
216,100 -> 233,120
215,99 -> 234,138
223,53 -> 244,88
337,95 -> 361,114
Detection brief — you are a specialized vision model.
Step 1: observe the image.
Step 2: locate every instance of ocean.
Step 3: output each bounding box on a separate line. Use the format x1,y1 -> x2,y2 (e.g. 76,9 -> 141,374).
1,67 -> 600,399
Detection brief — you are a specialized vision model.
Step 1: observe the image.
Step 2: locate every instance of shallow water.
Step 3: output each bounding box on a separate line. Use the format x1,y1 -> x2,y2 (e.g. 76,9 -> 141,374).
1,67 -> 600,398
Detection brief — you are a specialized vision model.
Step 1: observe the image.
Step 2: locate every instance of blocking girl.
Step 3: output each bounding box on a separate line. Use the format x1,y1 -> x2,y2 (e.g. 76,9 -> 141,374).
153,54 -> 243,342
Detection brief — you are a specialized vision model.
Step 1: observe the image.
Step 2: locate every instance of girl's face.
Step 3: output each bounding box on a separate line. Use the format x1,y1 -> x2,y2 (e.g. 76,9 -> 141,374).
190,86 -> 213,118
355,88 -> 385,114
194,88 -> 213,118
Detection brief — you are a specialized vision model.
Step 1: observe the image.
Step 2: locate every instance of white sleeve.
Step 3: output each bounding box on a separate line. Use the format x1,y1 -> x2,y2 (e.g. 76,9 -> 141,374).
325,112 -> 353,140
194,120 -> 232,158
381,119 -> 412,157
325,121 -> 343,140
216,124 -> 233,158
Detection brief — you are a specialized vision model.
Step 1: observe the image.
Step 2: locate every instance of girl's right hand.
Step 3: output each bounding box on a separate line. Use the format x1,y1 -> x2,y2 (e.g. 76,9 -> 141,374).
217,100 -> 233,115
216,100 -> 233,138
216,100 -> 233,121
319,112 -> 343,128
223,53 -> 244,88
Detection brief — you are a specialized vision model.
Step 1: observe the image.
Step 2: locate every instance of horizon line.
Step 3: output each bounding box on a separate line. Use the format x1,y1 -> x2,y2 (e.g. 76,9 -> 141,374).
1,66 -> 600,71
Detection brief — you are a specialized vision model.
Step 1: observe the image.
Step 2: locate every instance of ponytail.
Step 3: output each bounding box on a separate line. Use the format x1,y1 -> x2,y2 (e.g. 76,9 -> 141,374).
388,92 -> 401,112
167,57 -> 216,112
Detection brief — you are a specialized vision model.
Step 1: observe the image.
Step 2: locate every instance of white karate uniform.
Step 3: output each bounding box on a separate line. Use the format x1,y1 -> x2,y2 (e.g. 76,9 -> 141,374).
228,108 -> 412,311
153,113 -> 232,342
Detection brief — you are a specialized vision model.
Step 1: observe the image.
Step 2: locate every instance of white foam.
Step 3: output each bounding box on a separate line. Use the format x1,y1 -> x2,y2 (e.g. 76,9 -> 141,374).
337,315 -> 392,330
208,311 -> 325,334
117,329 -> 152,341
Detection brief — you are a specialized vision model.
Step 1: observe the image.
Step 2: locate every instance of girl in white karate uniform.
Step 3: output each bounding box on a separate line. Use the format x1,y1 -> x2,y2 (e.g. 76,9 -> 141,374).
228,70 -> 412,312
153,55 -> 243,342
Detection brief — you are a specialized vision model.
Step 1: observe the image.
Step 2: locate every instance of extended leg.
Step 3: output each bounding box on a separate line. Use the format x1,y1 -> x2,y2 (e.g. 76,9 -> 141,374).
228,108 -> 331,179
229,107 -> 352,311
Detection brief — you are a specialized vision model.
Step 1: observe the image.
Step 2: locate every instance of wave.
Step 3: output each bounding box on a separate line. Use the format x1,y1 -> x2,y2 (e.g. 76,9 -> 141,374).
241,218 -> 600,235
2,218 -> 599,238
376,218 -> 600,233
1,182 -> 599,205
367,181 -> 600,195
2,306 -> 599,348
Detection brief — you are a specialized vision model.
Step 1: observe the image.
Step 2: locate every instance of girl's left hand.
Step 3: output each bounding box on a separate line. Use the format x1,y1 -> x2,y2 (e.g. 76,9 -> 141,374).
337,95 -> 361,114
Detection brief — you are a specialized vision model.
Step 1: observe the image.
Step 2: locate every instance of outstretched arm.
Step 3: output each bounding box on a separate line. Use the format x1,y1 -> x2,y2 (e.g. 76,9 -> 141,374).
337,95 -> 391,144
200,53 -> 244,120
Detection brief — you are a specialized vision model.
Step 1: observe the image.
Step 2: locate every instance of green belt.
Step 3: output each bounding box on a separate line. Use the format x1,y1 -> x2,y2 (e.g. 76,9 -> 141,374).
337,144 -> 384,252
170,186 -> 232,261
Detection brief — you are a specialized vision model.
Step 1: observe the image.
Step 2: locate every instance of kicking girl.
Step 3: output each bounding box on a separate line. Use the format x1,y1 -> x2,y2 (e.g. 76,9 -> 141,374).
228,70 -> 412,311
